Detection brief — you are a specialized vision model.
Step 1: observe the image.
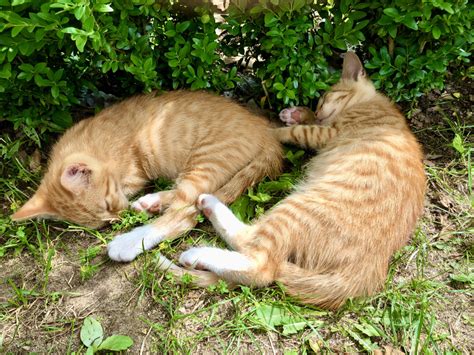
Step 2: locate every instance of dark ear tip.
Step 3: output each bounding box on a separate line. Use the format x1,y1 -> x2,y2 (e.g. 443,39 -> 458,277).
344,51 -> 360,61
66,163 -> 91,176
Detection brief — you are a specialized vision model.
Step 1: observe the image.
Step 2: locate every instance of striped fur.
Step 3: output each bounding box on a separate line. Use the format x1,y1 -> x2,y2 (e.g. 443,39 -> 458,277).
12,91 -> 283,260
177,52 -> 426,309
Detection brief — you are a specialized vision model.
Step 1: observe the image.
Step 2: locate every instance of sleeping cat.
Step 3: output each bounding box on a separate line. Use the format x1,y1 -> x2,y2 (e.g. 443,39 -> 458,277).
174,52 -> 426,309
12,91 -> 283,261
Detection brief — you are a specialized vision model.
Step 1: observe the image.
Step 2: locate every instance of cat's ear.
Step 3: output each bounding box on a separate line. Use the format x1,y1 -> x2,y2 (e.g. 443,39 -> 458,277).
60,163 -> 92,194
11,193 -> 56,221
342,51 -> 366,81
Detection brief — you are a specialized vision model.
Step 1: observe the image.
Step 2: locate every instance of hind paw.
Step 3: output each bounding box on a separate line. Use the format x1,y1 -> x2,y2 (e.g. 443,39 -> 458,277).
131,192 -> 162,214
196,194 -> 220,218
179,247 -> 209,270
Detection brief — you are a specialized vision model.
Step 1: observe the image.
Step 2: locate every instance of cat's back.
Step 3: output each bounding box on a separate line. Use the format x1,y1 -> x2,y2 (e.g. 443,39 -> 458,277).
52,91 -> 274,159
147,90 -> 271,129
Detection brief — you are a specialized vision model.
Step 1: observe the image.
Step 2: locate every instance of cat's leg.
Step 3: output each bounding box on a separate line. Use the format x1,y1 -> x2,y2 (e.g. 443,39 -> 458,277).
131,190 -> 176,214
108,163 -> 241,262
273,125 -> 338,149
179,195 -> 281,286
179,245 -> 275,287
196,194 -> 248,249
107,204 -> 197,262
180,247 -> 252,272
212,142 -> 283,205
279,107 -> 316,126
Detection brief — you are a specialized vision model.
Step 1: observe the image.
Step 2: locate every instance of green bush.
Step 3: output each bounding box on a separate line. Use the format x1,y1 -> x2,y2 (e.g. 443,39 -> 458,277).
364,0 -> 472,101
0,0 -> 472,143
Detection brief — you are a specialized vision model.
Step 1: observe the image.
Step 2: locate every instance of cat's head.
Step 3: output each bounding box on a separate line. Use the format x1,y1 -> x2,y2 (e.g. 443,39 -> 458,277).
11,154 -> 128,228
315,51 -> 377,125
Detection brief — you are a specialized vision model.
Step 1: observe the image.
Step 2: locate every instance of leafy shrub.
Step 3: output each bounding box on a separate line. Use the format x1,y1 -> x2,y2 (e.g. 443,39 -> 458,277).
363,0 -> 472,101
0,0 -> 472,143
0,0 -> 236,136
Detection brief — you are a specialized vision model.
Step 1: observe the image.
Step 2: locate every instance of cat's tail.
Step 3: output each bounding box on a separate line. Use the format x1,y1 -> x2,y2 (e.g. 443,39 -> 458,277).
155,254 -> 221,287
214,138 -> 283,204
276,262 -> 368,309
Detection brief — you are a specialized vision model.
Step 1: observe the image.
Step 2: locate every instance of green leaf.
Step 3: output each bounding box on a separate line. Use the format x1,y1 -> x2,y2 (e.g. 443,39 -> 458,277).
282,322 -> 307,335
51,85 -> 59,99
273,82 -> 285,91
388,25 -> 397,38
452,134 -> 465,155
285,89 -> 296,99
402,16 -> 418,30
432,26 -> 441,39
345,327 -> 376,352
176,21 -> 190,33
74,5 -> 85,20
383,8 -> 399,18
34,74 -> 51,87
340,0 -> 349,13
168,59 -> 179,68
254,304 -> 310,336
200,14 -> 210,24
249,4 -> 263,14
76,36 -> 87,52
0,63 -> 11,79
333,39 -> 347,50
12,0 -> 30,5
255,304 -> 288,328
353,322 -> 383,337
264,12 -> 278,27
449,273 -> 473,284
62,27 -> 83,35
94,4 -> 114,12
97,335 -> 133,351
11,25 -> 23,37
80,317 -> 103,348
248,191 -> 271,203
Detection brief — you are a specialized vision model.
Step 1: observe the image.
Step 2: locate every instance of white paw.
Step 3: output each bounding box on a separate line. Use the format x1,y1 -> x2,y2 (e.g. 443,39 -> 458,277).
107,225 -> 163,262
131,193 -> 162,214
279,107 -> 302,126
196,194 -> 220,217
179,247 -> 207,269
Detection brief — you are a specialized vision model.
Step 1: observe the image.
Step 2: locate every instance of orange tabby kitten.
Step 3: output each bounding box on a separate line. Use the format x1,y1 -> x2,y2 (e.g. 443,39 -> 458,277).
176,52 -> 426,309
12,91 -> 283,262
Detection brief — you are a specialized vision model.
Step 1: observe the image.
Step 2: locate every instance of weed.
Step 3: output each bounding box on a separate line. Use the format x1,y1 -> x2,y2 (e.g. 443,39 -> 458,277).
79,316 -> 133,354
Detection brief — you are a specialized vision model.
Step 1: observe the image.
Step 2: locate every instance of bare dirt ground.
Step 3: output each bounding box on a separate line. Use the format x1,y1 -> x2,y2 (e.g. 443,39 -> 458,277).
1,76 -> 472,353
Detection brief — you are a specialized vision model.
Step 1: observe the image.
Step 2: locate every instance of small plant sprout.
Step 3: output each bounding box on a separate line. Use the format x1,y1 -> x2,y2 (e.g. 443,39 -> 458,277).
80,317 -> 133,354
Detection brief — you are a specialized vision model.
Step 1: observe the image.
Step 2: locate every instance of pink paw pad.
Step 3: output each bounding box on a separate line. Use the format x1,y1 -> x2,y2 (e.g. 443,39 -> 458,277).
131,193 -> 162,214
279,107 -> 311,126
197,194 -> 220,218
182,260 -> 206,270
279,107 -> 300,126
202,207 -> 213,218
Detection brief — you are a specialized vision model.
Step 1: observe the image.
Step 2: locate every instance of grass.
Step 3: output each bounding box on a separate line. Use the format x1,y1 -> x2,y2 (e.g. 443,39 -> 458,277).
0,88 -> 472,353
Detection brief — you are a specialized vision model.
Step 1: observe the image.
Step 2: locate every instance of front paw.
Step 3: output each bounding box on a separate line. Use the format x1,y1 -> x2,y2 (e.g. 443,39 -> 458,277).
131,193 -> 162,214
196,194 -> 220,218
107,225 -> 159,262
279,107 -> 315,126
